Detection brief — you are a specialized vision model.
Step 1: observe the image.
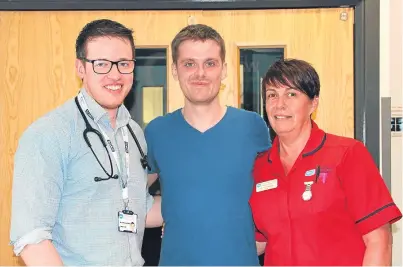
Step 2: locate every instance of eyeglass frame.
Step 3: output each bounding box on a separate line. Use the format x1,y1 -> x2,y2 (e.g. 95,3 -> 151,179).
79,58 -> 136,74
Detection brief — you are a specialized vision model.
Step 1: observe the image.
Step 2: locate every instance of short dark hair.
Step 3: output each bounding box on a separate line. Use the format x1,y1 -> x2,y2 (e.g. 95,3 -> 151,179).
75,19 -> 135,60
262,59 -> 320,100
171,24 -> 226,64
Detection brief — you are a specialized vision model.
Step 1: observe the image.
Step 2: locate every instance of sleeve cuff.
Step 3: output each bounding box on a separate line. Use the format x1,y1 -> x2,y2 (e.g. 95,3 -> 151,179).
255,231 -> 267,242
355,202 -> 402,235
11,227 -> 52,256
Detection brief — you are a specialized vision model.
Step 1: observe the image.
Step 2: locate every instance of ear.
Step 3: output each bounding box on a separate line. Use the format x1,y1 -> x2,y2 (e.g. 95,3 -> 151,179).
221,62 -> 227,81
75,59 -> 85,79
310,96 -> 319,115
171,62 -> 178,81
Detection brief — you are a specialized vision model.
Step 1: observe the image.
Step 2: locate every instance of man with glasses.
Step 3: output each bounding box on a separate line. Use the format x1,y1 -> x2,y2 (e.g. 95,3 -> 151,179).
10,19 -> 163,266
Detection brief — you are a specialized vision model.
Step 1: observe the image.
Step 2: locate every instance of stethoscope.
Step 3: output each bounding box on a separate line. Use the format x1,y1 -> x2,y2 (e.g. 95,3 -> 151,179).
74,97 -> 150,182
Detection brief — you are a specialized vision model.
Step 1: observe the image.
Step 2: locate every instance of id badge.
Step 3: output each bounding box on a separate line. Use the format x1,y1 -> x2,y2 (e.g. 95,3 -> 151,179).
118,210 -> 138,233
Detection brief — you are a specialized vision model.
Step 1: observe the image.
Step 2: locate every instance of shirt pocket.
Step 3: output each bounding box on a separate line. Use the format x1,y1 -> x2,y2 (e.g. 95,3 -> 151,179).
309,170 -> 345,213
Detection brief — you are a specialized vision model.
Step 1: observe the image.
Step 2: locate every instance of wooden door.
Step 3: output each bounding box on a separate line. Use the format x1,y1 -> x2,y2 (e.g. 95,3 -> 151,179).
0,8 -> 353,265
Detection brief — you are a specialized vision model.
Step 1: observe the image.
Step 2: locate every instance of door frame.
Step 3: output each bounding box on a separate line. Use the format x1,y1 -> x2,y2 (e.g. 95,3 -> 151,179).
0,0 -> 380,167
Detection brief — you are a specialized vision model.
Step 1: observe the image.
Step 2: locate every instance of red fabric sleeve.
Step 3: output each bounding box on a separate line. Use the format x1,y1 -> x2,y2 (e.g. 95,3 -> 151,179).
338,142 -> 402,235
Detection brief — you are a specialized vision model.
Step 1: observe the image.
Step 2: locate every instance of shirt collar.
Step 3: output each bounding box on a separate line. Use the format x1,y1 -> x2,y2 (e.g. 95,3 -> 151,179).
80,88 -> 131,129
268,120 -> 327,163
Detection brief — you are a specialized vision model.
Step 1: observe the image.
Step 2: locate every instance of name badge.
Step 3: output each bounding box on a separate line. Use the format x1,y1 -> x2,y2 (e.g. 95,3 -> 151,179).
256,179 -> 278,192
118,210 -> 138,233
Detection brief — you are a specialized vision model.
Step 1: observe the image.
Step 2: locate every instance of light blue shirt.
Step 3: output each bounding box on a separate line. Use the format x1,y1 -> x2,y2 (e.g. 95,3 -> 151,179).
10,88 -> 153,266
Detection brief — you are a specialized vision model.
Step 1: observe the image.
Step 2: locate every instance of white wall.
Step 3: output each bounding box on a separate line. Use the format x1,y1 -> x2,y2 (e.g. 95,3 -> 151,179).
380,0 -> 403,265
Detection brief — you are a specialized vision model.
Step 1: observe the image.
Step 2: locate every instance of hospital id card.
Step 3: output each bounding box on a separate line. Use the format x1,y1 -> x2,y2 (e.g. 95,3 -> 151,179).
118,210 -> 138,233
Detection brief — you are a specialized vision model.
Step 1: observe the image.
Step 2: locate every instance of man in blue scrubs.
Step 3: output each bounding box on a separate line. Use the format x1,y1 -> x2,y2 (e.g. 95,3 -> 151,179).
145,24 -> 271,265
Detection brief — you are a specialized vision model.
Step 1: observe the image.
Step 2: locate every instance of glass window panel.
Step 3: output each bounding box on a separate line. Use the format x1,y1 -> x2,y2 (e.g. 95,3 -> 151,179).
239,47 -> 284,116
125,48 -> 167,129
143,86 -> 164,126
239,47 -> 284,141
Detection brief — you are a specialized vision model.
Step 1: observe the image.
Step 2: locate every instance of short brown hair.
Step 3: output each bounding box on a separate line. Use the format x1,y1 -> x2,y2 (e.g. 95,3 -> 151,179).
171,24 -> 226,64
76,19 -> 135,60
262,59 -> 320,100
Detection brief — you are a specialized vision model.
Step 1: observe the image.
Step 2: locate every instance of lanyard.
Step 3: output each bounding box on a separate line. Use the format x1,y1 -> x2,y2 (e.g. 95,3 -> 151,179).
77,92 -> 130,208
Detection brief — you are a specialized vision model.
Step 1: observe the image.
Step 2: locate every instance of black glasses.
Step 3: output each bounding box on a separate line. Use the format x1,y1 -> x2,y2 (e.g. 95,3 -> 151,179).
80,58 -> 136,74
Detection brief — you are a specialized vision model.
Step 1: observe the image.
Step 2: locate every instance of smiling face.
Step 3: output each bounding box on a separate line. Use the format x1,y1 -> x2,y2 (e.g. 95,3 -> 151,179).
265,85 -> 318,136
75,36 -> 134,112
172,39 -> 227,106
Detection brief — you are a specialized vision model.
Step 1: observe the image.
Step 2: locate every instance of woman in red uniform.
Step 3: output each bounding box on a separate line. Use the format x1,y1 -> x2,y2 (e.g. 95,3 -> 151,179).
250,59 -> 402,266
